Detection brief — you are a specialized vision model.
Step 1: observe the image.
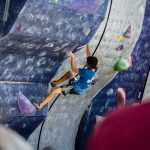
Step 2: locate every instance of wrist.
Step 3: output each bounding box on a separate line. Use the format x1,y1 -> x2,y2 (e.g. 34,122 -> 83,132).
70,55 -> 74,59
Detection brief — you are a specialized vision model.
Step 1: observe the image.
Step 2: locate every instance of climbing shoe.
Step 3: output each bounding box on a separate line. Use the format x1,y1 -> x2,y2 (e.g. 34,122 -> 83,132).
50,81 -> 57,88
33,103 -> 41,110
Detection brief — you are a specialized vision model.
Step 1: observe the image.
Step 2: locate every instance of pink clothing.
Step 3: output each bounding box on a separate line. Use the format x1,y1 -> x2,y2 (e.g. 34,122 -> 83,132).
88,101 -> 150,150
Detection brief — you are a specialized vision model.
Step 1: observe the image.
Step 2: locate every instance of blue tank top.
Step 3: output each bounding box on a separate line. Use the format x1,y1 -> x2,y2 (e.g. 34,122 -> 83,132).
70,68 -> 97,94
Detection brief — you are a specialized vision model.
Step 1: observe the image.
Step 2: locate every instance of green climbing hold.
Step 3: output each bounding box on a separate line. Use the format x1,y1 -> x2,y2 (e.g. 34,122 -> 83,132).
114,57 -> 129,72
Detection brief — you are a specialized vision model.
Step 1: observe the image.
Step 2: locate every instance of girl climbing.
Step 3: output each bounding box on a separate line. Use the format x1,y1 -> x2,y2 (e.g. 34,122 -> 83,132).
34,44 -> 99,110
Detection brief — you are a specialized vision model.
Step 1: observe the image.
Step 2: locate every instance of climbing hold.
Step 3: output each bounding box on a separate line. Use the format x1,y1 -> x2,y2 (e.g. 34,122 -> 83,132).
128,55 -> 132,67
116,88 -> 126,109
46,43 -> 54,48
117,35 -> 124,43
95,115 -> 105,126
114,57 -> 129,72
123,25 -> 131,39
18,91 -> 36,115
17,24 -> 24,32
115,45 -> 124,51
106,88 -> 114,95
83,26 -> 91,36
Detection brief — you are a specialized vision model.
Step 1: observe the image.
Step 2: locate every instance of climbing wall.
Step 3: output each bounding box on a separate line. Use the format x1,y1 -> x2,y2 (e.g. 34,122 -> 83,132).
0,0 -> 149,150
143,70 -> 150,101
0,0 -> 27,36
0,0 -> 109,139
28,0 -> 147,150
78,0 -> 150,149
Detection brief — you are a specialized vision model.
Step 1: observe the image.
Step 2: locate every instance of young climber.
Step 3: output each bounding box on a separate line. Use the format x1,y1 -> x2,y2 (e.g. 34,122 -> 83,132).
34,44 -> 99,110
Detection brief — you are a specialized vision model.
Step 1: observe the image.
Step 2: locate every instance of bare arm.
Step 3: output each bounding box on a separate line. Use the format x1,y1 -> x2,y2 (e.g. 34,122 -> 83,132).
68,51 -> 79,73
86,44 -> 92,56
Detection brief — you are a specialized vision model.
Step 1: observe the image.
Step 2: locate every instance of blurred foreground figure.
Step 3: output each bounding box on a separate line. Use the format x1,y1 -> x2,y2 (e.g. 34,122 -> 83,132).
88,100 -> 150,150
0,126 -> 33,150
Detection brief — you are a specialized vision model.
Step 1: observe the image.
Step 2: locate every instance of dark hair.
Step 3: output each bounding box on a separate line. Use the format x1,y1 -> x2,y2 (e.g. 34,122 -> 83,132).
87,56 -> 99,70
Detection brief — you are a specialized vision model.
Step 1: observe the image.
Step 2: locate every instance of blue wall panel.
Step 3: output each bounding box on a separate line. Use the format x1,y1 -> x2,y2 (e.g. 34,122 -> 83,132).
0,82 -> 48,138
0,53 -> 61,83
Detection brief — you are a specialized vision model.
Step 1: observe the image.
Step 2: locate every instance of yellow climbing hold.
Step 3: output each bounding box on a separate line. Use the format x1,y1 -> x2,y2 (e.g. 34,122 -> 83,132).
117,35 -> 124,43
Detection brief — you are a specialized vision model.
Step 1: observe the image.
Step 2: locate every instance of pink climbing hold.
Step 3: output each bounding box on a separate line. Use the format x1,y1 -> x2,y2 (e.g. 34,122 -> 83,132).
95,115 -> 105,132
128,56 -> 132,67
17,24 -> 24,32
18,91 -> 36,115
116,88 -> 126,109
123,25 -> 131,39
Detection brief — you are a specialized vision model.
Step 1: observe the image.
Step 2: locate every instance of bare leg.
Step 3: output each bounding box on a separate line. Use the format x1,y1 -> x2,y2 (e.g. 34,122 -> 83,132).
39,87 -> 62,109
53,71 -> 73,85
38,86 -> 73,109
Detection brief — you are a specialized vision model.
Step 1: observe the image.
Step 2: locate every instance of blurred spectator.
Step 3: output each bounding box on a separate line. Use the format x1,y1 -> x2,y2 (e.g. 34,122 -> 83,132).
88,100 -> 150,150
95,88 -> 126,131
0,126 -> 33,150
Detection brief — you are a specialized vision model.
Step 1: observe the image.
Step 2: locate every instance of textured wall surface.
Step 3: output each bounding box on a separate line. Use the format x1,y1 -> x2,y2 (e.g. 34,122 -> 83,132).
28,0 -> 148,150
78,0 -> 150,149
0,0 -> 149,149
0,0 -> 27,36
0,0 -> 109,141
143,71 -> 150,100
0,0 -> 108,83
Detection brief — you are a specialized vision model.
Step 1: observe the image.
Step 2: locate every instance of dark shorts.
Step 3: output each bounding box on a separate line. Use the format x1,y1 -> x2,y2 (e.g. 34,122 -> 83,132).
60,78 -> 80,96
